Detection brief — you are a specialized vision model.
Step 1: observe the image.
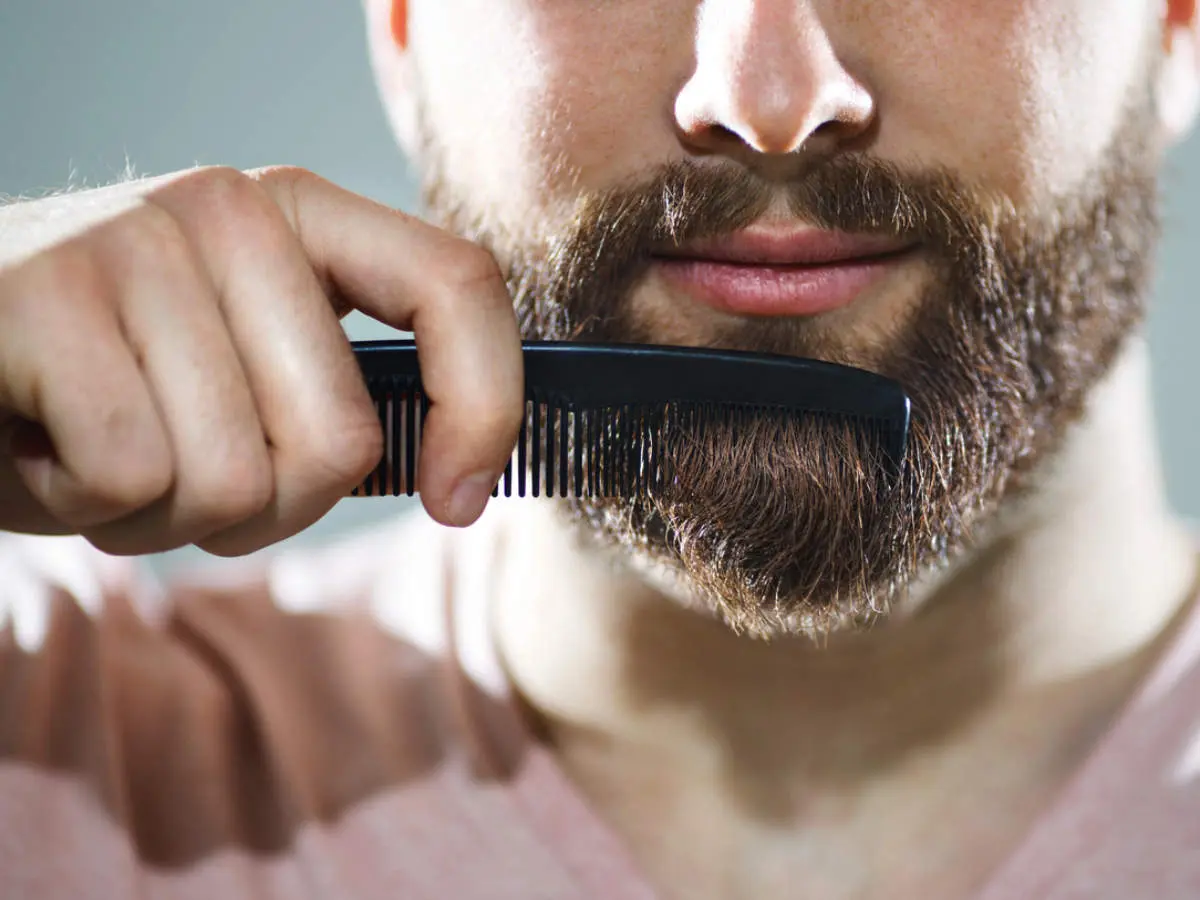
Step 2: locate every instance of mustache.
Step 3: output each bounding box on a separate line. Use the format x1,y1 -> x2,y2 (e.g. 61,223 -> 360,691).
566,154 -> 994,255
415,83 -> 1163,637
511,153 -> 998,343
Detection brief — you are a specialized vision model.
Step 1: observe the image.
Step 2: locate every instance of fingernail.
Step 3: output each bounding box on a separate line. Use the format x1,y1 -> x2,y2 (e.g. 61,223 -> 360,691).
446,471 -> 496,526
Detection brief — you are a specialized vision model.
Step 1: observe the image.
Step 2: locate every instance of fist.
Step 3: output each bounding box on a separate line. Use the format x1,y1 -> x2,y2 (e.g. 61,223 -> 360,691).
0,166 -> 523,556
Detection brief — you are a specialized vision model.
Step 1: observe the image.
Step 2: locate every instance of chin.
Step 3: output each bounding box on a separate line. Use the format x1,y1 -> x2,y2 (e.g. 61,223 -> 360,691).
626,548 -> 899,641
429,90 -> 1162,644
555,498 -> 912,642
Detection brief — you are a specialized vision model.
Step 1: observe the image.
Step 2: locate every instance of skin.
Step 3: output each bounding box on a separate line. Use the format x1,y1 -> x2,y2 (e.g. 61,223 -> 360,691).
362,0 -> 1200,897
0,1 -> 1196,898
0,168 -> 526,547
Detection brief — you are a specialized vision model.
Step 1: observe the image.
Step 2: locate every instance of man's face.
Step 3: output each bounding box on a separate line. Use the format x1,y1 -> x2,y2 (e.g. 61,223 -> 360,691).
370,0 -> 1198,638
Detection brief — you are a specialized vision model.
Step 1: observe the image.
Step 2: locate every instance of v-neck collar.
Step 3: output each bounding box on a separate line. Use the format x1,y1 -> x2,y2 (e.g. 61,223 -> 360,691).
439,523 -> 1200,900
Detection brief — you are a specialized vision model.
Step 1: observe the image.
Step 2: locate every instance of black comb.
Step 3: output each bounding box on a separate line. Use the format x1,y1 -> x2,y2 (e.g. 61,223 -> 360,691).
349,340 -> 911,499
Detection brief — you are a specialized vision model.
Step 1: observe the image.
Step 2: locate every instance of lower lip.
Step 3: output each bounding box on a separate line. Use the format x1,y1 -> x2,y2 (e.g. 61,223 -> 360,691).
653,252 -> 912,318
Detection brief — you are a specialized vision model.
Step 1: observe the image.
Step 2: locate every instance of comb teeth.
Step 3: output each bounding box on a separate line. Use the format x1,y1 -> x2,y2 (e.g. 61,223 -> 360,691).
351,374 -> 422,497
350,376 -> 906,499
351,375 -> 690,499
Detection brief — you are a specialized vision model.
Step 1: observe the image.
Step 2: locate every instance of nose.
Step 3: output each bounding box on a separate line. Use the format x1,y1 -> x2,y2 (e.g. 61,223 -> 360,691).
675,0 -> 875,159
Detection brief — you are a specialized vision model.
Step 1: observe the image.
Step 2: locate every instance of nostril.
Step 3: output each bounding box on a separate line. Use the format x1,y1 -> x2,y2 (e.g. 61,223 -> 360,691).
811,119 -> 841,139
708,123 -> 742,144
676,119 -> 749,156
805,118 -> 848,149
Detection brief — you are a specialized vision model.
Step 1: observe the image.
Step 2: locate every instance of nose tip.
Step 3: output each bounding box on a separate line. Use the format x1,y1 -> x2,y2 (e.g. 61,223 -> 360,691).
675,4 -> 875,159
681,77 -> 871,156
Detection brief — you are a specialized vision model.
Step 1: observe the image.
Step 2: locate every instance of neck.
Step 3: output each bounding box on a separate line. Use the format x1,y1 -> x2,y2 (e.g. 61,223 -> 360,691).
488,337 -> 1197,899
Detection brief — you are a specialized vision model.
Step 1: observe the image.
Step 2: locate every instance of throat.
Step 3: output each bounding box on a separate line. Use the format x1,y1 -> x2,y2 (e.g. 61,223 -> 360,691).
487,344 -> 1198,900
536,634 -> 1166,900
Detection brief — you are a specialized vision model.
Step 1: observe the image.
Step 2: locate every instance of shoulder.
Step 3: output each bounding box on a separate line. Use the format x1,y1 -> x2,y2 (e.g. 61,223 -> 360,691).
983,594 -> 1200,899
0,515 -> 483,870
0,514 -> 463,752
0,513 -> 475,737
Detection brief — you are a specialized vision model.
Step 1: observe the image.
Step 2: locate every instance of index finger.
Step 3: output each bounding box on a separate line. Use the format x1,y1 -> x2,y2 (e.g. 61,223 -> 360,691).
254,167 -> 524,527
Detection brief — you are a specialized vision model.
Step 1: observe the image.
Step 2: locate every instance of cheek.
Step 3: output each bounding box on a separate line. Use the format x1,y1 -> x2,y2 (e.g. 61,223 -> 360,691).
863,0 -> 1154,203
515,2 -> 702,193
414,0 -> 697,231
1025,0 -> 1157,193
416,0 -> 1155,226
410,0 -> 570,229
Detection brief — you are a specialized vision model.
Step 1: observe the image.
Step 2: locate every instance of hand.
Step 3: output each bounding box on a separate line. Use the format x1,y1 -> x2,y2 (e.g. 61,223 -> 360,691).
0,166 -> 523,555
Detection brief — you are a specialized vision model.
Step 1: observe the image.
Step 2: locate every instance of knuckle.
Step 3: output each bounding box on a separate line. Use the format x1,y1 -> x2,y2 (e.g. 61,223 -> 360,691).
161,168 -> 304,271
12,240 -> 112,321
463,370 -> 526,429
82,473 -> 171,518
75,450 -> 173,517
185,452 -> 275,527
248,164 -> 315,193
80,402 -> 172,496
246,165 -> 316,229
461,401 -> 523,450
301,413 -> 384,488
166,166 -> 276,231
187,164 -> 258,200
438,243 -> 509,303
99,202 -> 196,279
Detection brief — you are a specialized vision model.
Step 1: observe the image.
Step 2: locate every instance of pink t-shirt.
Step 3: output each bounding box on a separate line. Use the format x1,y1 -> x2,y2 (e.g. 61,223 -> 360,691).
2,515 -> 1200,899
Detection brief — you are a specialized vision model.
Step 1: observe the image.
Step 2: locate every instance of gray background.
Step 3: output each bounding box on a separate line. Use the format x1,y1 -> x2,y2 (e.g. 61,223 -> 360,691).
2,1 -> 1198,575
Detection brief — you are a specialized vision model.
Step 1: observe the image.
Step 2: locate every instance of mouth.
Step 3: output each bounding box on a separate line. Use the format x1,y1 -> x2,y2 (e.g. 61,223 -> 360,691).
651,225 -> 919,318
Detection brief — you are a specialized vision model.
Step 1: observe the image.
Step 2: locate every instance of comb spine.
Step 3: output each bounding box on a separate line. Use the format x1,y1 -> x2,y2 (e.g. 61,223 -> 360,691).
352,339 -> 913,499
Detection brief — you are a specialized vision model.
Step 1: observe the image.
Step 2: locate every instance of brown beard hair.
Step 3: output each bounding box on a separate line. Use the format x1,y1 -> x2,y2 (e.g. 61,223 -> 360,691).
413,81 -> 1163,640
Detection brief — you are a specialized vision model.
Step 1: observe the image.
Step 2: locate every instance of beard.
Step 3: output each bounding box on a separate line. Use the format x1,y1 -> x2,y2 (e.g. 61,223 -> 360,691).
410,86 -> 1163,640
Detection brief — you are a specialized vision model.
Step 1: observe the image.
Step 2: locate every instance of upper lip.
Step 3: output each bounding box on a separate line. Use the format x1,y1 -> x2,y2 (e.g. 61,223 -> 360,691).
654,225 -> 916,266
